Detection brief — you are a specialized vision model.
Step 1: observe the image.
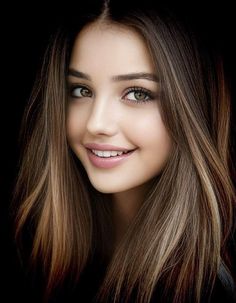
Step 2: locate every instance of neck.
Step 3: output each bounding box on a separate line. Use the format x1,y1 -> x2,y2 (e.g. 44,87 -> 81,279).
111,180 -> 154,247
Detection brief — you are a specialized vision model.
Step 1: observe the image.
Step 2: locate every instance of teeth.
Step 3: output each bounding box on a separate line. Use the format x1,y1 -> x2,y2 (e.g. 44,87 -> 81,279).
91,149 -> 129,157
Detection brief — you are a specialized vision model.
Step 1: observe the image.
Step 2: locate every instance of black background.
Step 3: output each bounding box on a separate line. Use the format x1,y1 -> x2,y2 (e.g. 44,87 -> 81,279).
1,1 -> 235,301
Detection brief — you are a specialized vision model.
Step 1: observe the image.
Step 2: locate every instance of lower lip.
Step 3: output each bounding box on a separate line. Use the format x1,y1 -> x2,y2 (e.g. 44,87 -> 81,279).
86,149 -> 135,168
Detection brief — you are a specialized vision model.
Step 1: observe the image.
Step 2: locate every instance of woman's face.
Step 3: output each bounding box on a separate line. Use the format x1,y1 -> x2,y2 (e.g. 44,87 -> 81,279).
67,21 -> 172,194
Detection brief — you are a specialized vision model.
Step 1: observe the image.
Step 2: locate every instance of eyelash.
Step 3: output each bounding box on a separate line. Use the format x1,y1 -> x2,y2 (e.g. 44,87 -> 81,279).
68,84 -> 155,103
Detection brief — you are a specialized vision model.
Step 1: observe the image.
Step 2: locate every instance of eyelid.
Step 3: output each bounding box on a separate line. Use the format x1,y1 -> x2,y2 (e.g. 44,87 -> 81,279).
68,82 -> 91,91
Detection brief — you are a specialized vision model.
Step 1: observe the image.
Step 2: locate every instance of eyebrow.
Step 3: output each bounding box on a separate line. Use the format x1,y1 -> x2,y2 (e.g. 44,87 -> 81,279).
68,68 -> 159,82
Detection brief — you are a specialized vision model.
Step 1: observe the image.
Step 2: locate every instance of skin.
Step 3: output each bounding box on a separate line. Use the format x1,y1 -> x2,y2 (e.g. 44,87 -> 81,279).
66,21 -> 173,242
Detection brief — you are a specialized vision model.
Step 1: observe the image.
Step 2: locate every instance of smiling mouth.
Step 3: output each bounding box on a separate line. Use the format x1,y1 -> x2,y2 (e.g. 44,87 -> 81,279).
89,149 -> 134,158
86,148 -> 136,169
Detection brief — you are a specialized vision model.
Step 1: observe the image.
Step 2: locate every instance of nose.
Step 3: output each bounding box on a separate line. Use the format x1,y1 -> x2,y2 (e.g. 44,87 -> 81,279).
86,97 -> 118,137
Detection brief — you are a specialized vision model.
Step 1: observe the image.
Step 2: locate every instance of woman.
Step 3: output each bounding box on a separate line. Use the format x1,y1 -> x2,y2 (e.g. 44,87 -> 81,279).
13,0 -> 236,302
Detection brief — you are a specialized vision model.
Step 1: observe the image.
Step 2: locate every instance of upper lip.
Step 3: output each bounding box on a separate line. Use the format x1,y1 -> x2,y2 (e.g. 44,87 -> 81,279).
84,143 -> 134,152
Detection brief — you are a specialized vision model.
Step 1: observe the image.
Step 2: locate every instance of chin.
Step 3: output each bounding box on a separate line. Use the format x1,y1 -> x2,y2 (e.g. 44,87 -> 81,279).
89,179 -> 129,194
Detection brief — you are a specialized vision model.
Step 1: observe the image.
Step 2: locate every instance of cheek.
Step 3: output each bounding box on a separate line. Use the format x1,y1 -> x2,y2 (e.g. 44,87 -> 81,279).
126,109 -> 171,148
127,110 -> 172,168
66,107 -> 85,143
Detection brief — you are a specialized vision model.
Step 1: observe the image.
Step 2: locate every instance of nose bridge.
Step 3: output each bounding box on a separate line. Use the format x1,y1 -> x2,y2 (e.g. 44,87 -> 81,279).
86,95 -> 117,135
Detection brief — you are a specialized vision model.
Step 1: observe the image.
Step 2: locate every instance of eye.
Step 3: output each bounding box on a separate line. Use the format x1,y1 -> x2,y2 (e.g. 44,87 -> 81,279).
124,87 -> 155,103
69,84 -> 92,98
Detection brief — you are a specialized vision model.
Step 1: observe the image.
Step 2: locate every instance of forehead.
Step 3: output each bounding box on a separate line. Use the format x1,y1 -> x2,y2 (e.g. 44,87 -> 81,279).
69,22 -> 155,74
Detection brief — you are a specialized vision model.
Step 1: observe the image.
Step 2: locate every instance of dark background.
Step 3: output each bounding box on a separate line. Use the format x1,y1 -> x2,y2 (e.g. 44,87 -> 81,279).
1,1 -> 235,300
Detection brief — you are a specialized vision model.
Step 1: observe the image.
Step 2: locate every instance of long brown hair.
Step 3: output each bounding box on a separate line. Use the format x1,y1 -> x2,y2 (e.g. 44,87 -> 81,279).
14,1 -> 235,302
